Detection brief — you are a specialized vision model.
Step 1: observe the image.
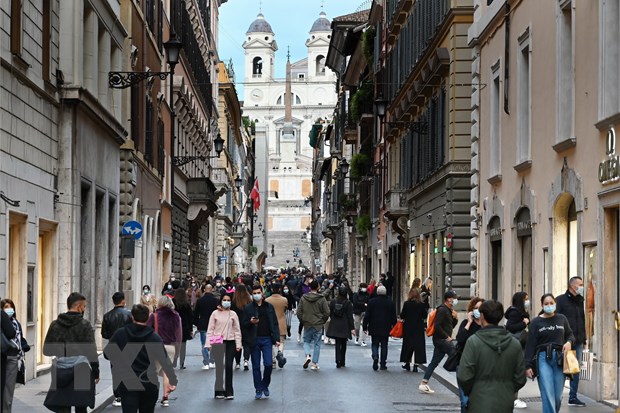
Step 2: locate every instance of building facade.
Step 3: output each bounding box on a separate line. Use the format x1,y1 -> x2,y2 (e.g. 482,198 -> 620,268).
242,12 -> 337,270
469,0 -> 620,403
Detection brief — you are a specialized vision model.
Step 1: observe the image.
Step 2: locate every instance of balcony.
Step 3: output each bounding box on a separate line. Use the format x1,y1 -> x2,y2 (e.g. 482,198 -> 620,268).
211,167 -> 230,193
186,177 -> 219,225
384,188 -> 408,221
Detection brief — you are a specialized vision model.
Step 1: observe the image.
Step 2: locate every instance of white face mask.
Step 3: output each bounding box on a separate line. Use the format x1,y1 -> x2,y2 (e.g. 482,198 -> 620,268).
473,309 -> 481,319
524,300 -> 530,309
283,289 -> 289,294
576,286 -> 584,296
451,299 -> 459,307
221,301 -> 231,309
360,288 -> 367,293
4,308 -> 15,318
253,293 -> 262,302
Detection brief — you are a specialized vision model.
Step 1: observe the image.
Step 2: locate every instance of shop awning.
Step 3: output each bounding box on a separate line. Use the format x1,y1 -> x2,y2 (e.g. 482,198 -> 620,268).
309,124 -> 323,148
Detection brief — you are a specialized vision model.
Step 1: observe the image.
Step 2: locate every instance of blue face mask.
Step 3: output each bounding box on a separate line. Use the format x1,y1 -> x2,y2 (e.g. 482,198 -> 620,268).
543,304 -> 556,314
473,309 -> 481,319
221,301 -> 231,309
253,293 -> 262,302
3,308 -> 15,318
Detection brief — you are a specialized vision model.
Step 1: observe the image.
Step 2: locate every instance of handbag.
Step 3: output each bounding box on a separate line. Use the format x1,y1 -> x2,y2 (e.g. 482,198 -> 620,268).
389,320 -> 404,338
443,349 -> 461,372
1,330 -> 19,356
563,350 -> 580,375
208,312 -> 231,346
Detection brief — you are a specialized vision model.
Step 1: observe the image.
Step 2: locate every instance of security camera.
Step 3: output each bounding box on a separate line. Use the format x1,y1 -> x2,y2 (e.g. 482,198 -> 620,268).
427,213 -> 432,220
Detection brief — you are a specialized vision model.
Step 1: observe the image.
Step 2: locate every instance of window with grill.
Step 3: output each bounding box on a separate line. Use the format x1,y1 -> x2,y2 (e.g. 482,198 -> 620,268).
157,118 -> 165,175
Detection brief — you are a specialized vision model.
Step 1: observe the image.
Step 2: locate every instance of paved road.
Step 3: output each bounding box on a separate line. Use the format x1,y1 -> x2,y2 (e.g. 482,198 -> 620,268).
102,334 -> 459,412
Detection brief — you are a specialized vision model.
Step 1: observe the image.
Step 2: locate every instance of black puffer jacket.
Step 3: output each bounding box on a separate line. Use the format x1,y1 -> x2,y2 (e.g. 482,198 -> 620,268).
101,306 -> 132,339
504,306 -> 530,334
556,290 -> 586,345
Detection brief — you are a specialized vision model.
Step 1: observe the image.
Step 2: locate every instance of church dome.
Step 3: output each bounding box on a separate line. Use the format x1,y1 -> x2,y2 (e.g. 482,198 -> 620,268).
247,13 -> 274,34
310,11 -> 331,33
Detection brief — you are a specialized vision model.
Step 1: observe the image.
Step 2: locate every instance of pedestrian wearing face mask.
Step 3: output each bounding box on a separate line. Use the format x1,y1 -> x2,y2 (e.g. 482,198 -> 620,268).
187,280 -> 202,309
2,298 -> 30,413
454,297 -> 484,412
419,290 -> 459,394
162,275 -> 177,295
206,294 -> 242,400
399,288 -> 427,372
242,286 -> 280,400
352,283 -> 369,347
505,291 -> 531,409
140,284 -> 157,313
282,285 -> 296,338
525,294 -> 575,413
555,277 -> 587,407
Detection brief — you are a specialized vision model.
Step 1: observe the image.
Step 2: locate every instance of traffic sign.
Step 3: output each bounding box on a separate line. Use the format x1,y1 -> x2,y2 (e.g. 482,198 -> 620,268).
122,220 -> 143,240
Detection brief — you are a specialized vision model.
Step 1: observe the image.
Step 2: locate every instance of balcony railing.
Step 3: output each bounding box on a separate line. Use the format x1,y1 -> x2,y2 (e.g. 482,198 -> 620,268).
384,188 -> 408,220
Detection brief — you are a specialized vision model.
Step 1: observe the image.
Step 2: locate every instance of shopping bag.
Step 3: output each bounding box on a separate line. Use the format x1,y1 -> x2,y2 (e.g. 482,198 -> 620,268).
389,320 -> 404,338
563,350 -> 580,375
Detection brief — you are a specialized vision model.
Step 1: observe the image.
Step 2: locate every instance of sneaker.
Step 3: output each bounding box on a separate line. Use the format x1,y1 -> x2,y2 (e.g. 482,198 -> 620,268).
297,333 -> 301,343
323,336 -> 329,344
215,395 -> 225,399
235,363 -> 240,369
310,363 -> 320,371
225,395 -> 234,400
380,365 -> 388,370
161,398 -> 169,407
209,362 -> 216,368
402,363 -> 411,371
263,388 -> 270,398
372,358 -> 379,371
276,351 -> 287,368
354,338 -> 359,346
112,398 -> 122,407
255,390 -> 263,400
201,364 -> 210,370
418,383 -> 435,394
361,341 -> 367,347
514,399 -> 527,409
244,360 -> 249,371
303,355 -> 312,369
179,365 -> 186,370
568,398 -> 586,407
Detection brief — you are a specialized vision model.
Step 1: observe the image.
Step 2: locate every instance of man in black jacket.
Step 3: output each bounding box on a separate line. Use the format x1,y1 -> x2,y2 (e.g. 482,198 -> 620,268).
419,290 -> 458,394
104,304 -> 177,413
352,283 -> 369,346
101,291 -> 133,407
242,285 -> 280,400
363,286 -> 397,371
556,276 -> 587,407
43,292 -> 100,413
193,284 -> 218,369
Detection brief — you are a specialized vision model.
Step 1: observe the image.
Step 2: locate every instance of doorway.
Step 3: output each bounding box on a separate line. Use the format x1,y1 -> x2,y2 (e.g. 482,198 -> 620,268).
516,207 -> 532,300
489,216 -> 502,300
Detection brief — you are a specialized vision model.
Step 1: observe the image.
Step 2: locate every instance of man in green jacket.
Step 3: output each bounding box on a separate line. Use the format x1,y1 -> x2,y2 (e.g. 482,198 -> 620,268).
297,280 -> 330,370
457,300 -> 527,413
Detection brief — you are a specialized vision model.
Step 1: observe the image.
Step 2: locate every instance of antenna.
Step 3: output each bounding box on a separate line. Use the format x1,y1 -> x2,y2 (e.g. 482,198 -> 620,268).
321,0 -> 324,10
287,46 -> 290,61
259,0 -> 262,13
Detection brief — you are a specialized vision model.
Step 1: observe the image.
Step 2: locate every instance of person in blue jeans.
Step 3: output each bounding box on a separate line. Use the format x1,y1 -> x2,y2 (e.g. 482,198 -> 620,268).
419,290 -> 459,394
296,280 -> 330,370
242,285 -> 280,400
525,293 -> 575,413
556,276 -> 587,407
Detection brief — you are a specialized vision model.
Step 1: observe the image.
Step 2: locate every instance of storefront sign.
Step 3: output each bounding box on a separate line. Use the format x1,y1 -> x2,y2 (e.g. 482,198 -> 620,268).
516,208 -> 532,237
599,127 -> 618,184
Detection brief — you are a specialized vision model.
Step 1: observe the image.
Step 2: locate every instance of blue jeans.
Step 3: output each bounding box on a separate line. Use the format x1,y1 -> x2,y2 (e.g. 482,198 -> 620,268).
457,366 -> 469,412
303,326 -> 322,363
423,339 -> 455,381
371,335 -> 388,366
251,336 -> 273,391
199,331 -> 212,365
568,343 -> 583,400
537,350 -> 565,413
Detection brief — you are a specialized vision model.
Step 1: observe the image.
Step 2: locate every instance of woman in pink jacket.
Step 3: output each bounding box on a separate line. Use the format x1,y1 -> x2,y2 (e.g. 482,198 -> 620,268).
206,293 -> 242,400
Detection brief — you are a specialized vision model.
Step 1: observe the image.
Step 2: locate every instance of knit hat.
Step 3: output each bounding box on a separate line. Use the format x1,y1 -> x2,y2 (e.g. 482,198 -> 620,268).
377,286 -> 387,296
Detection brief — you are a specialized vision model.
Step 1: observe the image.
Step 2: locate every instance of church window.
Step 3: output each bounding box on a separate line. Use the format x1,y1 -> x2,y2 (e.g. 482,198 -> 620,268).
276,96 -> 282,105
295,95 -> 302,105
316,55 -> 326,76
252,57 -> 263,76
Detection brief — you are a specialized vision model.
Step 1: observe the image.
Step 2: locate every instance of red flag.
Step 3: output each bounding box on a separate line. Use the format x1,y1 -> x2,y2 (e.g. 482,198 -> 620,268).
250,179 -> 260,212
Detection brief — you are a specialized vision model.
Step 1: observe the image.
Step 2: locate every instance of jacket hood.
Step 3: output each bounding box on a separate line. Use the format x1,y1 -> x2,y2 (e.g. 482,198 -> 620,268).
476,326 -> 515,354
303,292 -> 325,303
125,323 -> 156,341
56,312 -> 86,328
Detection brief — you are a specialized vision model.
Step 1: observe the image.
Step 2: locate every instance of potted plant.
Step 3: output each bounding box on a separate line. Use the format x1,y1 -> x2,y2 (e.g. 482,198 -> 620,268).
355,214 -> 371,237
362,26 -> 375,63
248,245 -> 258,256
350,153 -> 371,180
339,194 -> 358,216
350,81 -> 373,123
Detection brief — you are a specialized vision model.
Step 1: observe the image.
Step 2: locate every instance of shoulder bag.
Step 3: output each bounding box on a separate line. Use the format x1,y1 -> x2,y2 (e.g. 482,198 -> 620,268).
209,312 -> 231,345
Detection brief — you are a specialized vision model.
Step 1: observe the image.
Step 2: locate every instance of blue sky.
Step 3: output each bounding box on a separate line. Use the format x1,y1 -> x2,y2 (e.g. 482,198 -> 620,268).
218,0 -> 366,100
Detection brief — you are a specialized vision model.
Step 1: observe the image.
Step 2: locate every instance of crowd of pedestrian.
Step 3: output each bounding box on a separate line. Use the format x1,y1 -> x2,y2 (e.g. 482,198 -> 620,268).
0,268 -> 592,412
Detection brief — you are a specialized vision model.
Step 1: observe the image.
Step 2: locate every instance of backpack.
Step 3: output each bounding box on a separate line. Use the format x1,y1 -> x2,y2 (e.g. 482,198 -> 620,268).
426,307 -> 438,337
333,302 -> 346,318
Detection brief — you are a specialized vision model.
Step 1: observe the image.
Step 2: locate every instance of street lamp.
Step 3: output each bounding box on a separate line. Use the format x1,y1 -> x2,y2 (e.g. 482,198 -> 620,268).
172,133 -> 225,166
374,94 -> 388,120
339,158 -> 349,176
234,175 -> 243,189
258,222 -> 263,231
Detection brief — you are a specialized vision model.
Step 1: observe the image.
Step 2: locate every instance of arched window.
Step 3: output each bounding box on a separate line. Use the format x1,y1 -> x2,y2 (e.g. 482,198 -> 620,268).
315,55 -> 326,76
276,96 -> 282,105
295,95 -> 302,105
252,57 -> 263,77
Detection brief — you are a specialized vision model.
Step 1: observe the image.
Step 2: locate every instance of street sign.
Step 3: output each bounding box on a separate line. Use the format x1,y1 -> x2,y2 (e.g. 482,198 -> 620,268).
122,220 -> 143,240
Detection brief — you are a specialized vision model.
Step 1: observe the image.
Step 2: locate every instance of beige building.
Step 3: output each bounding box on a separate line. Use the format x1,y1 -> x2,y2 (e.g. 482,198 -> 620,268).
470,0 -> 620,403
